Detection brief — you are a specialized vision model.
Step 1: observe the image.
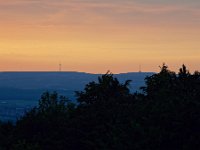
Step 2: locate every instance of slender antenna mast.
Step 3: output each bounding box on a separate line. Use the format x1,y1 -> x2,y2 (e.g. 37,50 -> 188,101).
139,64 -> 142,73
59,63 -> 62,72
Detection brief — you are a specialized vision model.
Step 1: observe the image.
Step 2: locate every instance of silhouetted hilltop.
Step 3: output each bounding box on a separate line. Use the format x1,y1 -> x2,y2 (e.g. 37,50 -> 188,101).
0,71 -> 154,101
0,71 -> 154,121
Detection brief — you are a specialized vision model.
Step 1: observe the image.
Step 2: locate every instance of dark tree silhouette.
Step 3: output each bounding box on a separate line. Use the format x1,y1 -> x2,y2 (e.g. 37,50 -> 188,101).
76,72 -> 131,105
1,65 -> 200,150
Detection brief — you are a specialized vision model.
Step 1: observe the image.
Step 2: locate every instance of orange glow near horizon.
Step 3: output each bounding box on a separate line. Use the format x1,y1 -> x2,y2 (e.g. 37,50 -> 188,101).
0,0 -> 200,73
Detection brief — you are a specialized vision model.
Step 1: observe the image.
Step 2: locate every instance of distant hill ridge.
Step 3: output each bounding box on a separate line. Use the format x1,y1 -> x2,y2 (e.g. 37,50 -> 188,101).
0,72 -> 154,101
0,72 -> 154,121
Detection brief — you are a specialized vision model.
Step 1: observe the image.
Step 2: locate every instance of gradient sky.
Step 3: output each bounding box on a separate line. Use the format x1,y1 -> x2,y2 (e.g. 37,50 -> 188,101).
0,0 -> 200,73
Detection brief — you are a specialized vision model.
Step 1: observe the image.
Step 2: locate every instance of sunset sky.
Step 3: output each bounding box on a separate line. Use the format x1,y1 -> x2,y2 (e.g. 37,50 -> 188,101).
0,0 -> 200,73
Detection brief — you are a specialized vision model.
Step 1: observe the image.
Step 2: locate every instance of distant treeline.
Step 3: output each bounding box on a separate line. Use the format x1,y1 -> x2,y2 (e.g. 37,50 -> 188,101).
1,64 -> 200,150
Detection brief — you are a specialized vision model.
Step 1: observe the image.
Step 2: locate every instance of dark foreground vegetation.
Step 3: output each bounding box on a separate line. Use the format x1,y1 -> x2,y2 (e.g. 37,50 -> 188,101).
1,64 -> 200,150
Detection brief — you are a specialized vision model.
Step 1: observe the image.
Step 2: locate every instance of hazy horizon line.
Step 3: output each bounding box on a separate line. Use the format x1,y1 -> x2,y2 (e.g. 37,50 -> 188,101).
0,70 -> 155,75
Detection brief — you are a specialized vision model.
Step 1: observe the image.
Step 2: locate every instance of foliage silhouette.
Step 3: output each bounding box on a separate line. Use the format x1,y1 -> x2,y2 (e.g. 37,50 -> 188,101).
1,65 -> 200,150
76,72 -> 131,105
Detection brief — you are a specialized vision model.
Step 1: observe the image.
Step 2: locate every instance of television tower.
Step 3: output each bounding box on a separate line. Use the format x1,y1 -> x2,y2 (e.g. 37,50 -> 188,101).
59,63 -> 62,72
139,64 -> 142,73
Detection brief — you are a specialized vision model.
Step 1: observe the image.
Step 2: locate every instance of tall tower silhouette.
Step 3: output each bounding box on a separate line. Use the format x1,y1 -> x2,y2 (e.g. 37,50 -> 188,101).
59,63 -> 62,72
139,64 -> 142,73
